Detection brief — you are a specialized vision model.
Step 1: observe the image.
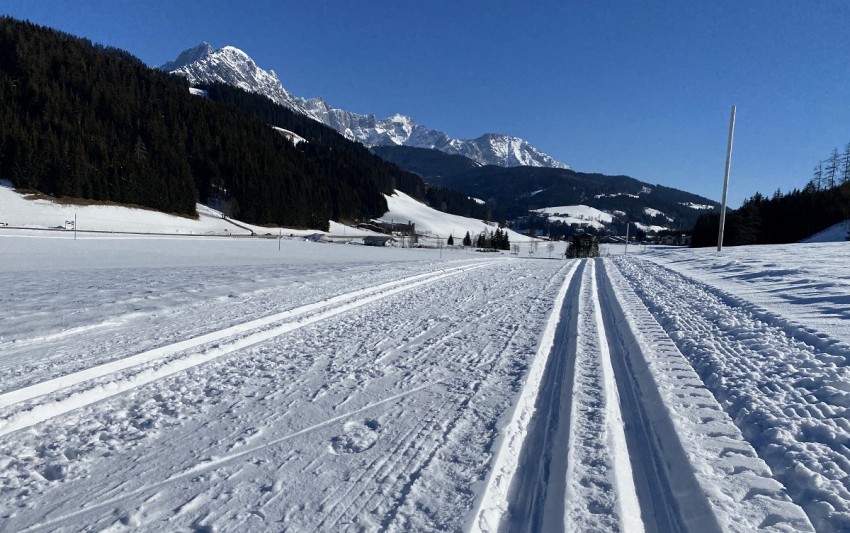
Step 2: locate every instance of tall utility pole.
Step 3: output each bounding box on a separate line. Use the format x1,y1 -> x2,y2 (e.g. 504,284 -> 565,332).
717,105 -> 736,252
624,223 -> 629,255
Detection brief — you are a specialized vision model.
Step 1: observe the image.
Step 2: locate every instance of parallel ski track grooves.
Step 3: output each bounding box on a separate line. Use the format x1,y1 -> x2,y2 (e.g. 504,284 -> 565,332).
563,260 -> 643,533
0,261 -> 495,438
467,260 -> 580,533
596,261 -> 693,533
312,263 -> 573,532
503,260 -> 583,533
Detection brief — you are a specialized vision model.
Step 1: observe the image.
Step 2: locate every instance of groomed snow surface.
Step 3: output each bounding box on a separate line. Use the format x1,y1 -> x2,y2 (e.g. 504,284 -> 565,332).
1,214 -> 848,530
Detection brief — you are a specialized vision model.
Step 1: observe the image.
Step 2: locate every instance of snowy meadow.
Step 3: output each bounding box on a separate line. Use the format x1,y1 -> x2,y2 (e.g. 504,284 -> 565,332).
0,224 -> 848,531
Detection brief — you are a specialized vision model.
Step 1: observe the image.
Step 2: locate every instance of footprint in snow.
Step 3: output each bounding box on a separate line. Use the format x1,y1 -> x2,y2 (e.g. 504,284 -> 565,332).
329,420 -> 381,455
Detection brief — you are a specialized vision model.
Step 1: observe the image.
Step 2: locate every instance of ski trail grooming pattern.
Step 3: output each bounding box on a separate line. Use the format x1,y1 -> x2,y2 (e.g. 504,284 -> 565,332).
467,260 -> 580,533
589,260 -> 643,532
604,259 -> 814,532
615,256 -> 844,530
564,260 -> 643,533
0,262 -> 495,438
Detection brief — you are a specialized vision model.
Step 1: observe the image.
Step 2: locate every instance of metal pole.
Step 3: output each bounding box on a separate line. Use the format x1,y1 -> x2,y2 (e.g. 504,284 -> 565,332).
624,223 -> 629,255
717,105 -> 736,252
74,213 -> 77,241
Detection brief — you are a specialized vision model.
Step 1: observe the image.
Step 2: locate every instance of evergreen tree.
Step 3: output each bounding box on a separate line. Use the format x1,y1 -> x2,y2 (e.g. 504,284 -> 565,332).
842,142 -> 850,185
447,234 -> 454,246
463,231 -> 472,246
813,162 -> 824,190
825,148 -> 840,189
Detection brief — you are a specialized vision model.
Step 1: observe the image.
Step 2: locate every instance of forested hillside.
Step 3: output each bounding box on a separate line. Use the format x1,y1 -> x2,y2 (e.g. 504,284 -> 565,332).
421,164 -> 717,227
0,18 -> 427,229
692,142 -> 850,246
194,87 -> 492,221
692,182 -> 850,246
371,146 -> 481,179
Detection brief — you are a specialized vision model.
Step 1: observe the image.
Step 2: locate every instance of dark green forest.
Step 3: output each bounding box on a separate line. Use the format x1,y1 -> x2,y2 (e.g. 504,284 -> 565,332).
692,182 -> 850,247
0,17 -> 431,230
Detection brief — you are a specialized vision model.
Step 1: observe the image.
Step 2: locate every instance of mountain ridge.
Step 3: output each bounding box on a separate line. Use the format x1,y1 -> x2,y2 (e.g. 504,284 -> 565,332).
371,145 -> 719,231
162,43 -> 570,169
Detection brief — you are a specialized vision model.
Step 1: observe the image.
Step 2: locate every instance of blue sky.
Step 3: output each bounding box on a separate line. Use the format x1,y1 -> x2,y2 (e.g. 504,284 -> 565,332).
2,0 -> 849,207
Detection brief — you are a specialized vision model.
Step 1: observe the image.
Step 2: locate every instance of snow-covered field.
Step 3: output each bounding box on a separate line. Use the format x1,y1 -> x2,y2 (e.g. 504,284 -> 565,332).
532,205 -> 614,229
2,189 -> 849,531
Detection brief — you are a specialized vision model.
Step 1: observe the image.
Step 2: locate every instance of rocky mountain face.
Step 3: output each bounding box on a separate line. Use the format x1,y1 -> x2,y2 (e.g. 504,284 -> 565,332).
163,43 -> 569,169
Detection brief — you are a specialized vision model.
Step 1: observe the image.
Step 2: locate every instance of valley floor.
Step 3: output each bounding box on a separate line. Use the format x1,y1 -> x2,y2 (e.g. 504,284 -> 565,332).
1,233 -> 847,532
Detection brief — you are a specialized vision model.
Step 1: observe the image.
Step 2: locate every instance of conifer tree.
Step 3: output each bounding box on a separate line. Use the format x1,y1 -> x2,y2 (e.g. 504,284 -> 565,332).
463,231 -> 472,246
842,142 -> 850,185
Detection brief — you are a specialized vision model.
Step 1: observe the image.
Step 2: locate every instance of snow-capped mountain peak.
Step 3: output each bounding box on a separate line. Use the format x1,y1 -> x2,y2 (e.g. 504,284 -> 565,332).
162,44 -> 569,169
160,42 -> 213,72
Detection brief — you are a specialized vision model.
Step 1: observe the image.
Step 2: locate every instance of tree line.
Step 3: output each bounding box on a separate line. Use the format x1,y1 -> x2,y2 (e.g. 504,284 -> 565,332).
811,142 -> 850,191
691,178 -> 850,247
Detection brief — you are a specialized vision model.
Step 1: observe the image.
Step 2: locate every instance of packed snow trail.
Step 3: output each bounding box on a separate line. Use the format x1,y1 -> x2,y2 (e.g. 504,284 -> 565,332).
0,239 -> 824,532
488,258 -> 812,533
615,255 -> 847,531
1,258 -> 573,531
562,260 -> 643,532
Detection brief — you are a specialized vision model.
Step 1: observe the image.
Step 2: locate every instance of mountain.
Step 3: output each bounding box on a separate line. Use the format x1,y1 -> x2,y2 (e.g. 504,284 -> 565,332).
162,43 -> 569,169
432,165 -> 718,230
371,146 -> 482,180
373,146 -> 719,231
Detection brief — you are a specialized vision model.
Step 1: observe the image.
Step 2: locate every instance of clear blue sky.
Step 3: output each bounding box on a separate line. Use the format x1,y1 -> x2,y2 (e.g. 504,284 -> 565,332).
2,0 -> 849,207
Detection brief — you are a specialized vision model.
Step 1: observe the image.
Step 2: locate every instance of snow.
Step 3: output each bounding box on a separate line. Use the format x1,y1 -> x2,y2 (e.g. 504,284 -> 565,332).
163,44 -> 570,170
0,180 -> 251,236
643,207 -> 672,221
533,204 -> 614,229
0,181 -> 524,247
594,192 -> 639,199
379,190 -> 530,242
2,189 -> 846,531
270,126 -> 307,146
680,201 -> 715,210
633,221 -> 669,233
470,261 -> 579,531
615,242 -> 850,530
801,219 -> 849,243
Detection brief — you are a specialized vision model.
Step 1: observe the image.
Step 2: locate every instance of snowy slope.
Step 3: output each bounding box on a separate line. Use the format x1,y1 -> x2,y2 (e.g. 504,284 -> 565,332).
0,180 -> 252,235
533,205 -> 615,229
801,219 -> 849,243
163,44 -> 569,169
1,181 -> 517,244
0,179 -> 360,238
379,190 -> 529,242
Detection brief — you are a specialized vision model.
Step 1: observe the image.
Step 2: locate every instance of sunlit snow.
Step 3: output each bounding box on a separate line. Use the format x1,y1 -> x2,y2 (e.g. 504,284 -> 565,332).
1,179 -> 847,531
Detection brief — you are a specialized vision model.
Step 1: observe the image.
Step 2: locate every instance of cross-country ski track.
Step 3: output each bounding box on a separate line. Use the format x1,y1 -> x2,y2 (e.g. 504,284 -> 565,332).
3,245 -> 843,531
